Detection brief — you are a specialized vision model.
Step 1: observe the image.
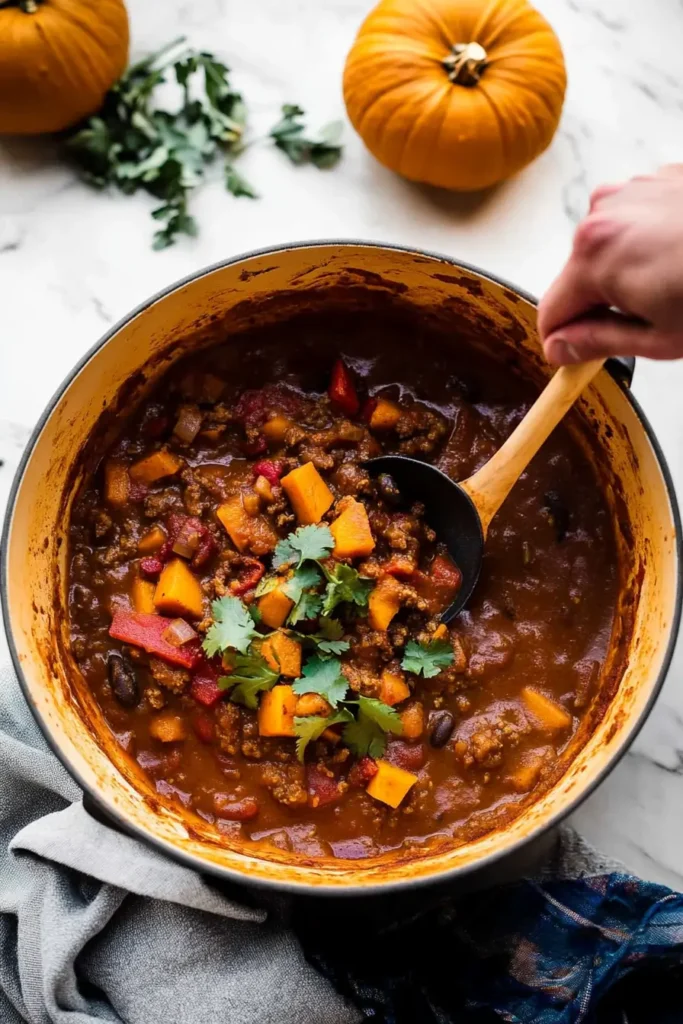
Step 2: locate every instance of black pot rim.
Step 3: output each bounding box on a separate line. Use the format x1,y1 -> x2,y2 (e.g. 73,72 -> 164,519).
2,239 -> 681,897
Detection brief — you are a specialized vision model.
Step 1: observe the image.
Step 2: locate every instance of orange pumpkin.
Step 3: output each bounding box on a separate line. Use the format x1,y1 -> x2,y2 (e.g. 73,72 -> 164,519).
0,0 -> 129,136
343,0 -> 566,192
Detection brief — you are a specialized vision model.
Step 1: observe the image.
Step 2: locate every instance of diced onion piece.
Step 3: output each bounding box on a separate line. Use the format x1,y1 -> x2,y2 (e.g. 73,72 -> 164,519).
161,618 -> 198,647
253,474 -> 274,502
172,520 -> 201,558
173,404 -> 203,444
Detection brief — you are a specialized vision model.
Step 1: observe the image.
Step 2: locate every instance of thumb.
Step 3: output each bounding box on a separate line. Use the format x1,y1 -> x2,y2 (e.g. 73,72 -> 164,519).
543,314 -> 683,364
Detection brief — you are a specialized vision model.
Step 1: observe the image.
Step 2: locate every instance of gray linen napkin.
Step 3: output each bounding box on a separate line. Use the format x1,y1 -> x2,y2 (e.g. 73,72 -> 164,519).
0,664 -> 360,1024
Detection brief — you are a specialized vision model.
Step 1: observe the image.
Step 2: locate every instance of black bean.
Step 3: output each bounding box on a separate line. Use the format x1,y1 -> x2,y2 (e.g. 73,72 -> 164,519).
107,653 -> 139,708
377,473 -> 402,506
429,711 -> 455,748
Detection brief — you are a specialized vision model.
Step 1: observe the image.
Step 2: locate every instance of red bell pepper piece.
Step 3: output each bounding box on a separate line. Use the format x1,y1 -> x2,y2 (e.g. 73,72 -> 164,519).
362,397 -> 378,423
412,554 -> 462,615
252,460 -> 283,486
140,557 -> 164,578
328,358 -> 360,417
190,660 -> 224,707
229,556 -> 265,597
109,611 -> 201,669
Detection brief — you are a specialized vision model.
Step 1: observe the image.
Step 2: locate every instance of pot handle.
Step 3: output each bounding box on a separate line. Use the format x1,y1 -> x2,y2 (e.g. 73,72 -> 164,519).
605,356 -> 635,388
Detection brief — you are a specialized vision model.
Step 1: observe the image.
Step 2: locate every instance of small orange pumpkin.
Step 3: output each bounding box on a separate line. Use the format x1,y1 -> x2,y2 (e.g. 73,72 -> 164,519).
0,0 -> 129,136
343,0 -> 566,191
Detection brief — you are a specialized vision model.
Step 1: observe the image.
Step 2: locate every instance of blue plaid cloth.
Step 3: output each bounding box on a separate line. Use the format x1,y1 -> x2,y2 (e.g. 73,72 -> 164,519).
298,870 -> 683,1023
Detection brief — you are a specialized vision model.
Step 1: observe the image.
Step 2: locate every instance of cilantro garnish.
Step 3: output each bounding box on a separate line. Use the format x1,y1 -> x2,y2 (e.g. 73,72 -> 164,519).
289,592 -> 323,625
273,524 -> 334,569
293,708 -> 352,762
342,695 -> 403,759
217,652 -> 279,708
401,639 -> 454,679
202,595 -> 257,657
254,575 -> 279,598
321,562 -> 373,617
270,105 -> 343,170
291,655 -> 349,708
282,564 -> 323,624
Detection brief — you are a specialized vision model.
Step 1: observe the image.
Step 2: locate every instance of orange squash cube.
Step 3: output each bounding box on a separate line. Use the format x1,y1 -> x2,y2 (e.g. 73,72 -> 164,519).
522,687 -> 572,731
262,631 -> 302,678
330,498 -> 375,559
368,576 -> 403,631
130,450 -> 183,484
366,760 -> 417,808
369,398 -> 401,431
149,713 -> 187,743
281,462 -> 334,525
154,558 -> 204,620
379,670 -> 411,706
258,587 -> 294,629
104,460 -> 130,508
258,684 -> 297,737
216,495 -> 278,555
263,415 -> 294,444
138,525 -> 167,554
132,578 -> 156,615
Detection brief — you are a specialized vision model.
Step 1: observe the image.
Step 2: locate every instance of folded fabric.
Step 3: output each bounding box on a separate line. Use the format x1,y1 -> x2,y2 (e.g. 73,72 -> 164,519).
1,659 -> 682,1024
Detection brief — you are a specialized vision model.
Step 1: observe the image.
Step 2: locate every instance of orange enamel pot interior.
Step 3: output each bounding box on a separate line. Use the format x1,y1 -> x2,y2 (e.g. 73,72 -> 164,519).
2,243 -> 680,894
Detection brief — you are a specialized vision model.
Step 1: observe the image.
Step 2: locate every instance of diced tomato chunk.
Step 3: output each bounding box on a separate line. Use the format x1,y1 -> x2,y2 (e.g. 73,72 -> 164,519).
190,661 -> 224,707
252,460 -> 284,486
412,554 -> 462,615
160,514 -> 216,569
194,713 -> 215,744
229,556 -> 265,597
307,765 -> 343,808
384,741 -> 426,772
109,611 -> 201,668
348,756 -> 378,788
328,359 -> 360,417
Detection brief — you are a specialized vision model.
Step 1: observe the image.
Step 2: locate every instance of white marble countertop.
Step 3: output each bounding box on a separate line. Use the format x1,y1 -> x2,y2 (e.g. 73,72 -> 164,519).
2,0 -> 682,886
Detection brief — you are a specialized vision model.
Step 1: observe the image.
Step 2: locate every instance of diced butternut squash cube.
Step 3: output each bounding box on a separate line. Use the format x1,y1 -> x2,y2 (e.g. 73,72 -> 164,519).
104,460 -> 130,508
399,701 -> 425,740
130,450 -> 183,484
262,631 -> 302,678
132,578 -> 156,615
216,495 -> 278,555
281,462 -> 334,525
509,753 -> 547,794
330,497 -> 375,559
369,398 -> 401,431
366,759 -> 417,808
368,576 -> 403,631
258,684 -> 297,737
263,415 -> 294,444
522,687 -> 572,731
379,670 -> 411,706
150,713 -> 187,743
258,587 -> 294,629
294,693 -> 332,717
138,525 -> 167,554
432,623 -> 448,641
154,558 -> 204,620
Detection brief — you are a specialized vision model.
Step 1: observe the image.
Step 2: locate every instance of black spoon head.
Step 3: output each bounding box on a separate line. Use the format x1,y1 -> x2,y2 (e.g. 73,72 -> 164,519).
367,455 -> 484,622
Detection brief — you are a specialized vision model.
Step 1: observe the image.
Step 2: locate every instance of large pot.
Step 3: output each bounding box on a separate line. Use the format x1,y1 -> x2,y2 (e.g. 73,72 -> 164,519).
2,242 -> 680,895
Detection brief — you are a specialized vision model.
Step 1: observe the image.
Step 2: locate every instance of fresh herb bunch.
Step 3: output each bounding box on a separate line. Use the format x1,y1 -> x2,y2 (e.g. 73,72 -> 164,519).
66,38 -> 343,249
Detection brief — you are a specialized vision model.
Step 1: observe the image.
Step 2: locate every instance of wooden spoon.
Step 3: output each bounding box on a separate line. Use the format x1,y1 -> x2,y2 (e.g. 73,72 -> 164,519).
368,358 -> 605,621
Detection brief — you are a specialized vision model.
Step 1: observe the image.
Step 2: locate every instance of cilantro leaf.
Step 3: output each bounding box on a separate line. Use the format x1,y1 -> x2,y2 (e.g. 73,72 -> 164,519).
225,164 -> 258,198
273,524 -> 334,569
270,104 -> 343,169
289,591 -> 323,625
217,652 -> 279,709
316,637 -> 350,656
315,616 -> 350,655
291,655 -> 349,708
293,708 -> 353,762
342,695 -> 403,759
254,575 -> 279,598
401,639 -> 454,679
321,563 -> 373,616
202,595 -> 257,657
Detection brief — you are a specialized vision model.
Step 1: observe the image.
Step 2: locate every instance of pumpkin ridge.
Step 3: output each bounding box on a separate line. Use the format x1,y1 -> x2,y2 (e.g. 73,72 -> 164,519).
397,78 -> 452,179
411,0 -> 459,53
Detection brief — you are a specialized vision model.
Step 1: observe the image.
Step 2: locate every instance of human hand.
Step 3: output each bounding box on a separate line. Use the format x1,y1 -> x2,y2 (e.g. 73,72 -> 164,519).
538,164 -> 683,364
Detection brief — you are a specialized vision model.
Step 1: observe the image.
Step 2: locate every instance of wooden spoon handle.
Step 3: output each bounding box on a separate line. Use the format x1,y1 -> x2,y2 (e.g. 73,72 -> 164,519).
461,358 -> 605,536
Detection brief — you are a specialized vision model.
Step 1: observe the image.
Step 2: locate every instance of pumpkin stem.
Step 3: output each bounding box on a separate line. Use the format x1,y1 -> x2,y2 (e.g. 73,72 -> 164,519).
0,0 -> 41,10
443,43 -> 488,86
